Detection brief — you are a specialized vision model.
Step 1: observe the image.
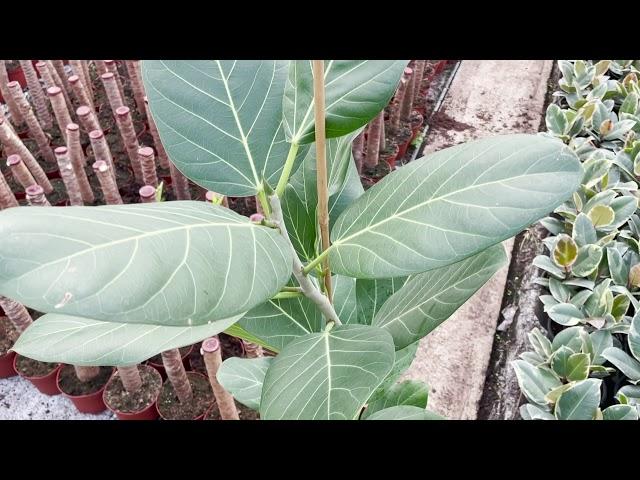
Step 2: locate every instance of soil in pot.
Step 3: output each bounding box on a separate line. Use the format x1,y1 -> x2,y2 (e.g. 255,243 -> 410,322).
57,364 -> 112,396
156,371 -> 213,420
0,318 -> 18,356
103,365 -> 162,414
394,124 -> 413,161
204,399 -> 260,421
14,355 -> 58,378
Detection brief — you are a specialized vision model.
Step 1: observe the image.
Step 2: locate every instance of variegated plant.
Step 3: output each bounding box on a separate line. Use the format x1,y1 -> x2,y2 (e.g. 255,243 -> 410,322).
0,60 -> 581,420
515,59 -> 640,420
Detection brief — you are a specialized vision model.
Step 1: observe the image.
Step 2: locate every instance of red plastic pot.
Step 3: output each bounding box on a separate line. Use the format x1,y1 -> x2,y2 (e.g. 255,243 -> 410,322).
147,345 -> 193,380
396,139 -> 410,161
14,356 -> 62,395
57,366 -> 113,414
380,144 -> 400,170
155,371 -> 210,420
0,351 -> 17,379
0,66 -> 27,103
103,366 -> 162,420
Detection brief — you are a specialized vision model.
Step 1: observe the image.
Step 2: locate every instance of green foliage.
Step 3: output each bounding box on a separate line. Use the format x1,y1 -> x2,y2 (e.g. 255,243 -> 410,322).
516,60 -> 640,420
0,60 -> 582,420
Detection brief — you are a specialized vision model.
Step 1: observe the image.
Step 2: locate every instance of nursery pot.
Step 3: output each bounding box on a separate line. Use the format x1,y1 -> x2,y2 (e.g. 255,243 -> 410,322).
147,344 -> 193,380
380,144 -> 400,170
410,114 -> 424,143
0,351 -> 17,379
396,139 -> 410,161
14,355 -> 61,396
56,366 -> 113,414
0,66 -> 26,103
103,365 -> 162,420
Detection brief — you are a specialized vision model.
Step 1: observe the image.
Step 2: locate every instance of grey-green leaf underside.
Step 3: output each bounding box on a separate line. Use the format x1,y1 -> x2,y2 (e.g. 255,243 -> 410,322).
217,356 -> 273,411
283,60 -> 408,144
0,202 -> 292,326
260,325 -> 395,420
329,134 -> 582,278
373,244 -> 507,349
142,60 -> 296,196
11,312 -> 243,366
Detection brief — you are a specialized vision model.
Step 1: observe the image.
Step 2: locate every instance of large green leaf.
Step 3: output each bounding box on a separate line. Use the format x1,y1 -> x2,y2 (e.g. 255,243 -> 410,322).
555,378 -> 602,420
328,134 -> 582,278
602,347 -> 640,382
235,295 -> 323,353
369,341 -> 419,404
217,357 -> 273,411
602,404 -> 639,420
372,245 -> 506,349
355,276 -> 408,325
142,60 -> 296,196
362,380 -> 429,419
365,406 -> 443,420
333,275 -> 358,325
11,312 -> 243,366
260,324 -> 395,420
629,314 -> 640,362
283,60 -> 408,144
0,202 -> 292,326
282,132 -> 364,263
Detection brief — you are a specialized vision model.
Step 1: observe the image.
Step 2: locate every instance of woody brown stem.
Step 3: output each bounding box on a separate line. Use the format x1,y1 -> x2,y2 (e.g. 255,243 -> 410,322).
0,117 -> 53,193
68,75 -> 95,112
6,154 -> 36,190
25,184 -> 51,206
0,296 -> 33,334
241,340 -> 263,358
43,61 -> 73,112
389,68 -> 411,134
412,60 -> 426,105
365,112 -> 383,168
201,337 -> 239,420
74,365 -> 100,382
400,68 -> 414,123
47,86 -> 72,140
114,106 -> 143,183
76,105 -> 100,134
161,349 -> 193,404
0,61 -> 25,126
55,146 -> 83,206
81,61 -> 93,99
94,60 -> 108,76
125,61 -> 146,119
66,124 -> 94,203
138,147 -> 158,187
89,129 -> 116,182
0,171 -> 19,209
7,81 -> 56,163
104,61 -> 125,102
139,185 -> 156,203
19,60 -> 52,130
92,160 -> 122,205
117,365 -> 142,393
144,96 -> 170,169
101,72 -> 124,114
169,163 -> 191,200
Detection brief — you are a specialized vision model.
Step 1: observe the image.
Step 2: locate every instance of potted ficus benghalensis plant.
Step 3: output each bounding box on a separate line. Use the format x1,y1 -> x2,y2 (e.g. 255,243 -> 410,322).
1,60 -> 582,420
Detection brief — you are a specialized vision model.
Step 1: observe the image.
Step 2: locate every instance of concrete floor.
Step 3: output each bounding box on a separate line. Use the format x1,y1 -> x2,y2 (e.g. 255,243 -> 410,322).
401,60 -> 554,419
0,375 -> 114,420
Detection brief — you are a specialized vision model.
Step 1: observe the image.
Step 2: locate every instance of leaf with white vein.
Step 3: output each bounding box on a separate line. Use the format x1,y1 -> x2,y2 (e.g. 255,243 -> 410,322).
0,202 -> 292,326
362,380 -> 429,419
365,406 -> 444,420
372,244 -> 506,349
260,324 -> 395,420
355,276 -> 408,325
234,294 -> 323,353
11,313 -> 243,366
329,134 -> 582,278
142,60 -> 300,196
217,357 -> 273,410
283,60 -> 408,144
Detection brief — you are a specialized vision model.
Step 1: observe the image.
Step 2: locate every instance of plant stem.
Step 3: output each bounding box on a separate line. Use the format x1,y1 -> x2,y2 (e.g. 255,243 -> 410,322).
256,187 -> 271,218
302,248 -> 330,275
281,286 -> 304,293
269,193 -> 341,325
312,60 -> 333,303
275,142 -> 300,197
272,291 -> 304,300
